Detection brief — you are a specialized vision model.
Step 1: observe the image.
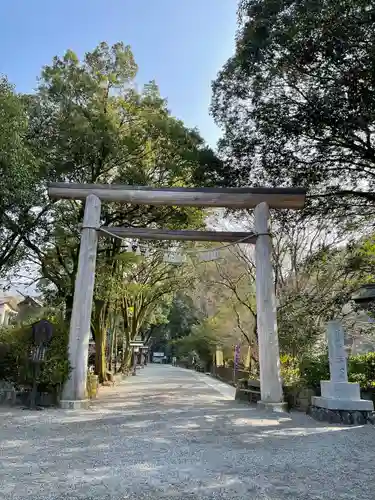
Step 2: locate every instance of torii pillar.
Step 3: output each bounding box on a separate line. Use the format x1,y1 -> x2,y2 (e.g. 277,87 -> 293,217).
254,202 -> 286,411
60,194 -> 101,409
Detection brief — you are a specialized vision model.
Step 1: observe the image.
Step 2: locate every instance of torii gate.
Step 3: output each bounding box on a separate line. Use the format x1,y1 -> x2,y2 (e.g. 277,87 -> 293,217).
48,183 -> 306,410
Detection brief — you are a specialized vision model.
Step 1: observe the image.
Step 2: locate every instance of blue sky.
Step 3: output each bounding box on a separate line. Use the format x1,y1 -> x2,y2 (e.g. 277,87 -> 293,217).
0,0 -> 237,147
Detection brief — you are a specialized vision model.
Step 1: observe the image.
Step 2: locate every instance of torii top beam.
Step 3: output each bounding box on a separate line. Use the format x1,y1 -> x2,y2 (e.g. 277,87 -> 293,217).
48,183 -> 306,209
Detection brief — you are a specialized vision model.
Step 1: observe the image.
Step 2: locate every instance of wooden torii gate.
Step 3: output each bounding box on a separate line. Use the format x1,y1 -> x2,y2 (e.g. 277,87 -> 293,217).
48,183 -> 306,410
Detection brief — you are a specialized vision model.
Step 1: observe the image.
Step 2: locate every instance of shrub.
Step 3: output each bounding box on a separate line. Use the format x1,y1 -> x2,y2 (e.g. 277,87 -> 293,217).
299,354 -> 330,389
281,352 -> 375,390
0,316 -> 70,394
280,354 -> 301,386
348,352 -> 375,389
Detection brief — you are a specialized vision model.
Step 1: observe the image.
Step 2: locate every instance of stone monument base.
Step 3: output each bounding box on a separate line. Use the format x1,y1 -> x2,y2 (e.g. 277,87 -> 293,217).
310,321 -> 375,425
308,405 -> 375,426
320,380 -> 362,400
60,399 -> 90,410
257,400 -> 289,413
310,379 -> 374,424
311,395 -> 373,411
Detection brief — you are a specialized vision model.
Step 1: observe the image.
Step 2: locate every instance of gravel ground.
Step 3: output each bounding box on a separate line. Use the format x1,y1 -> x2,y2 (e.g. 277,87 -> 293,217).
0,365 -> 374,500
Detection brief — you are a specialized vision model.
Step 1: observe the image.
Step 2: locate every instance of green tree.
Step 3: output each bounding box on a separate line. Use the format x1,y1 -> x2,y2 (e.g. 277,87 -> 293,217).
25,41 -> 216,303
166,292 -> 202,340
114,249 -> 195,374
148,292 -> 202,357
24,41 -> 219,379
212,0 -> 375,219
0,77 -> 46,277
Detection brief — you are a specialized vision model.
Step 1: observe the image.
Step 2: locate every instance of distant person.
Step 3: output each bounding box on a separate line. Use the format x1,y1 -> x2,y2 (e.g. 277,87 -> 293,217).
172,356 -> 177,366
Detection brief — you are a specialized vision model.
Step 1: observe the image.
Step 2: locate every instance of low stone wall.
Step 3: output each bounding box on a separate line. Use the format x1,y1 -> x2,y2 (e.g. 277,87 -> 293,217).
213,369 -> 318,411
283,386 -> 317,412
212,366 -> 250,386
0,380 -> 60,408
0,381 -> 16,405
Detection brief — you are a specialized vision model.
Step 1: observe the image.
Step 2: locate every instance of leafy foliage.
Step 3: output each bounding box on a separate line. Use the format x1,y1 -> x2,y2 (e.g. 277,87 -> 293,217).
280,354 -> 301,386
349,352 -> 375,388
172,320 -> 218,368
0,77 -> 44,277
5,41 -> 221,378
282,352 -> 375,390
299,354 -> 330,389
212,0 -> 375,218
0,316 -> 70,393
24,41 -> 216,305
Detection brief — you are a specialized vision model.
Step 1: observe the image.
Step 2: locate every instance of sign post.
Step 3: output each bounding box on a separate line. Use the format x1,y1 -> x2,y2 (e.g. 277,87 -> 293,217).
129,340 -> 144,376
233,344 -> 240,384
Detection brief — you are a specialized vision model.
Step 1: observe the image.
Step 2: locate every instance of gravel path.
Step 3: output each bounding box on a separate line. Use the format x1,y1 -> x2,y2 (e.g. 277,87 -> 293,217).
0,365 -> 374,499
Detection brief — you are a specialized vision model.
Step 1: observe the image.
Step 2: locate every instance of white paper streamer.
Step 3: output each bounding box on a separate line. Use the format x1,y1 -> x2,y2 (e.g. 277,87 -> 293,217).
163,252 -> 186,264
199,249 -> 220,262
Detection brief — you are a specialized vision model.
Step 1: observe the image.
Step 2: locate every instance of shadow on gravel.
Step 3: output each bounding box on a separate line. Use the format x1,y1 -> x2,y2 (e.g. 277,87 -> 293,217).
1,367 -> 375,499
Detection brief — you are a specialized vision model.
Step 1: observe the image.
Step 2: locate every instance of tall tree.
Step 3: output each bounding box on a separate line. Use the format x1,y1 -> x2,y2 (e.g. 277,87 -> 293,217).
0,78 -> 46,278
212,0 -> 375,219
24,41 -> 217,303
22,41 -> 220,378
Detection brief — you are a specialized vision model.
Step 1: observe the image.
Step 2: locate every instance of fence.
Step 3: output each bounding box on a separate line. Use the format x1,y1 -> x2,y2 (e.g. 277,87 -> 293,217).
211,366 -> 252,386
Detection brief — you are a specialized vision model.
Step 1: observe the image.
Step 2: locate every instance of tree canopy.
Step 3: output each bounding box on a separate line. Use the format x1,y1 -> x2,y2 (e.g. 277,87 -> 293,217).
3,30 -> 375,386
0,78 -> 44,277
211,0 -> 375,219
1,41 -> 223,379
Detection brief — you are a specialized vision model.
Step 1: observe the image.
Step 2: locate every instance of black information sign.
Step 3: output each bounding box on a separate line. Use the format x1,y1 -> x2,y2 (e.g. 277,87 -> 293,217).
24,320 -> 54,410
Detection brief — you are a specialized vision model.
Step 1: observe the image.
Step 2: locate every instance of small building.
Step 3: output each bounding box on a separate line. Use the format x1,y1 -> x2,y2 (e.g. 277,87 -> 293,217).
0,297 -> 19,326
17,296 -> 43,322
152,352 -> 165,364
0,295 -> 43,326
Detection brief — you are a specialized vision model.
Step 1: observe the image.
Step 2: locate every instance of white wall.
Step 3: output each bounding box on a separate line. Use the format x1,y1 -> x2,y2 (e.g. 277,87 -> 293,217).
0,303 -> 18,326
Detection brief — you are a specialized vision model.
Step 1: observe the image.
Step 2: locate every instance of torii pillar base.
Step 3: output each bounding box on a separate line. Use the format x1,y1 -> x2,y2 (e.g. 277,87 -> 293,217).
257,401 -> 288,413
60,399 -> 90,410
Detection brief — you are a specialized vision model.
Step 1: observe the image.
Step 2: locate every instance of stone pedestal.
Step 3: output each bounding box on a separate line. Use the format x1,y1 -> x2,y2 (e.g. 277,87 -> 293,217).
257,401 -> 289,413
60,399 -> 90,410
313,380 -> 373,411
310,321 -> 373,423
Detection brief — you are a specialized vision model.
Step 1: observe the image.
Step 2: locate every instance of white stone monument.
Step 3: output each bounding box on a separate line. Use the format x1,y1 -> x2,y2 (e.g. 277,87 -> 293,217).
312,321 -> 373,411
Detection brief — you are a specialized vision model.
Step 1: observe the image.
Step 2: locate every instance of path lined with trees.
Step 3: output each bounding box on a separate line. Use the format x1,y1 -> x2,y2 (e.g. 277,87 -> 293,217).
0,41 -> 224,388
1,0 -> 375,439
1,365 -> 374,500
1,0 -> 375,497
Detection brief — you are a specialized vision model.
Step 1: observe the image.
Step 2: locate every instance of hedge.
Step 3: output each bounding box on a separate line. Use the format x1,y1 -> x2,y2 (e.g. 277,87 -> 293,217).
0,316 -> 70,395
281,352 -> 375,390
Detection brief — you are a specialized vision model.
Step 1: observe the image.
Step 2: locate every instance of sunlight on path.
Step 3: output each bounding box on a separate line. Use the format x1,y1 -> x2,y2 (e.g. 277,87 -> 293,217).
0,365 -> 374,499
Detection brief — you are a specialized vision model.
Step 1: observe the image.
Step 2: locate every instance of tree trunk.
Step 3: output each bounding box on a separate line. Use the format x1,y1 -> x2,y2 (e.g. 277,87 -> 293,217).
120,328 -> 132,372
93,299 -> 109,384
108,325 -> 116,372
113,328 -> 119,373
96,327 -> 107,383
65,294 -> 74,323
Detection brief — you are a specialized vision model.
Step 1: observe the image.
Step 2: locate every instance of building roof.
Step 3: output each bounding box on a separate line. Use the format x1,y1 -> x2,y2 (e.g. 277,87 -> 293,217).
0,294 -> 43,312
0,296 -> 19,312
18,295 -> 43,308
